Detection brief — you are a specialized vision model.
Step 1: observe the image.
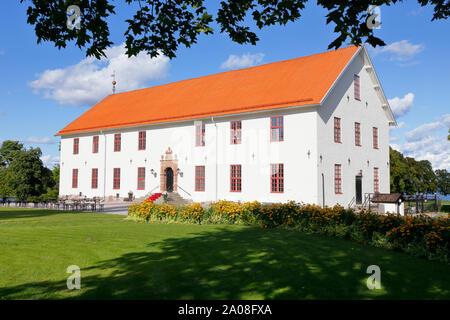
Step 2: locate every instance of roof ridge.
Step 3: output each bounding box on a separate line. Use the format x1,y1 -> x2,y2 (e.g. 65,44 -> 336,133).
111,45 -> 359,97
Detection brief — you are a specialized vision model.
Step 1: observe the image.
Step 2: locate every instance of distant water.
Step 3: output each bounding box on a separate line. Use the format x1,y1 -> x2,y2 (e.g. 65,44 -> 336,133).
426,193 -> 450,201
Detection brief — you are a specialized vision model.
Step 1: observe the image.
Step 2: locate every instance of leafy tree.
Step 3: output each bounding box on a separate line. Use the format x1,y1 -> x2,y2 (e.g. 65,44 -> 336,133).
416,159 -> 437,193
53,164 -> 60,192
435,169 -> 450,196
0,140 -> 24,168
2,146 -> 53,201
19,0 -> 450,59
389,147 -> 411,193
389,147 -> 438,194
0,170 -> 12,200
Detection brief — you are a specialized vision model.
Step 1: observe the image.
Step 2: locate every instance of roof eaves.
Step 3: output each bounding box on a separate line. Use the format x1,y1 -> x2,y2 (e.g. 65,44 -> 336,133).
55,99 -> 319,136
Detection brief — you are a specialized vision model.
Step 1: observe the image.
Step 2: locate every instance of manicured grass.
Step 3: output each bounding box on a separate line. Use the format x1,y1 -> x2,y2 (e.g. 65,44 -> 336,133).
0,207 -> 449,300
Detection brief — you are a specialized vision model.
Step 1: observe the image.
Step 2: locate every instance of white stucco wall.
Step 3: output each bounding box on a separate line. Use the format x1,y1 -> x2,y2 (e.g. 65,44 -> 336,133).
59,107 -> 319,204
316,50 -> 391,208
382,203 -> 404,215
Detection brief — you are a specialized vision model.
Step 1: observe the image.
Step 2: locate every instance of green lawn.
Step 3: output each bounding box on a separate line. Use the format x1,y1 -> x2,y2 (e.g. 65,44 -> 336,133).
0,208 -> 449,300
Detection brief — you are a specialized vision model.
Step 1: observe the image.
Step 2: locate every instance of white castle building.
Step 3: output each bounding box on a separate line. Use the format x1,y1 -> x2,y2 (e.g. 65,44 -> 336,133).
57,45 -> 396,207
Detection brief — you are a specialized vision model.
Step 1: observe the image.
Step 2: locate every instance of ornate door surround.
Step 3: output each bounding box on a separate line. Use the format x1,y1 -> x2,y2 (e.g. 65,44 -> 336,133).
160,147 -> 178,192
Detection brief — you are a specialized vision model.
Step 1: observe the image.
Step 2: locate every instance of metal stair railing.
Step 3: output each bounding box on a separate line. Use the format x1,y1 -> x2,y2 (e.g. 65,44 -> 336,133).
348,197 -> 356,208
177,185 -> 192,198
362,193 -> 376,211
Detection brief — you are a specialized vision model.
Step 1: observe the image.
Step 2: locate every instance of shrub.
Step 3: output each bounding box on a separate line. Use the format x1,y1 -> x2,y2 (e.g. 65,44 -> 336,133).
180,203 -> 205,223
26,196 -> 40,203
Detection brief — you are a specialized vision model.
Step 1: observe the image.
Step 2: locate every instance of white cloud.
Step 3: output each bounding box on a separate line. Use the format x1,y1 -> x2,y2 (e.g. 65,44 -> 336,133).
373,40 -> 424,61
25,136 -> 56,144
40,155 -> 60,168
395,114 -> 450,170
404,121 -> 443,142
29,44 -> 170,106
388,93 -> 414,118
396,136 -> 450,170
221,53 -> 264,70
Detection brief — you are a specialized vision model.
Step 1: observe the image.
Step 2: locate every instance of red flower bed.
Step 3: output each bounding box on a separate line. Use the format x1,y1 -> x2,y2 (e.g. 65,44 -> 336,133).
147,193 -> 162,202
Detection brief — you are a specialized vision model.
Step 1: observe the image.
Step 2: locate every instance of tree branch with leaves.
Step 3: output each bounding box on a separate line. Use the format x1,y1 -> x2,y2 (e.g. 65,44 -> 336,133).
19,0 -> 450,59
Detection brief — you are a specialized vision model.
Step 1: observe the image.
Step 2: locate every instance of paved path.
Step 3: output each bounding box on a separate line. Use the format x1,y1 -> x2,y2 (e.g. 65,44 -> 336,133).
101,203 -> 131,215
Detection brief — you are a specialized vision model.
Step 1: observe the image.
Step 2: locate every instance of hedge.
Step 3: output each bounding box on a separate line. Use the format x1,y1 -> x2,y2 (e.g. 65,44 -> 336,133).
128,200 -> 449,263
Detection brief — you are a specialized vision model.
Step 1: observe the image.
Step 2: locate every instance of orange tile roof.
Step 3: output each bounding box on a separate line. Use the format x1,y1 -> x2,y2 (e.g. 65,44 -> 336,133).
56,46 -> 359,136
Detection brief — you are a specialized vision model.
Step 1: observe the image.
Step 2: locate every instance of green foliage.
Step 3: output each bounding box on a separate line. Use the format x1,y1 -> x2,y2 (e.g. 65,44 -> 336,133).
0,170 -> 12,198
0,140 -> 24,167
0,140 -> 57,201
41,189 -> 59,200
26,196 -> 40,203
52,165 -> 60,191
389,147 -> 437,194
435,169 -> 450,196
19,0 -> 450,59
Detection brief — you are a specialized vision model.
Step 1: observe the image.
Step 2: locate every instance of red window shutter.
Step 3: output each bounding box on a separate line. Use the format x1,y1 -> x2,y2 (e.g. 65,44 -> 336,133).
270,164 -> 284,193
355,122 -> 361,146
334,118 -> 341,143
114,134 -> 121,152
230,121 -> 242,144
230,165 -> 242,192
138,131 -> 146,150
113,168 -> 121,189
374,168 -> 379,193
72,169 -> 78,188
195,166 -> 205,191
91,168 -> 98,189
92,136 -> 99,153
270,117 -> 284,142
354,74 -> 361,101
373,127 -> 378,149
73,138 -> 79,155
137,167 -> 145,190
334,164 -> 342,194
195,123 -> 205,146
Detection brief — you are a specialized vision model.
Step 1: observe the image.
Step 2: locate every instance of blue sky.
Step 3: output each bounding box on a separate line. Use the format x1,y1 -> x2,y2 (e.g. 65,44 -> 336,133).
0,1 -> 449,170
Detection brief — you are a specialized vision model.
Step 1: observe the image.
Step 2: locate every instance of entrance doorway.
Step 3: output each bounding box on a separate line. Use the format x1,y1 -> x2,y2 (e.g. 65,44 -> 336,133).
355,175 -> 362,205
165,167 -> 174,192
160,147 -> 178,192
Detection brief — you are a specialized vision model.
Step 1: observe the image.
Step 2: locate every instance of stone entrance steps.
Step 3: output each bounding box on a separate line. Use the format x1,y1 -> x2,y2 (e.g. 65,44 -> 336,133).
165,192 -> 191,206
134,191 -> 190,206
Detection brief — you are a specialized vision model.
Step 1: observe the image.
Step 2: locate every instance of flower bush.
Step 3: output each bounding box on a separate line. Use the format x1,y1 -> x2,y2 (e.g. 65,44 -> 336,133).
180,203 -> 205,223
210,200 -> 262,224
128,200 -> 449,263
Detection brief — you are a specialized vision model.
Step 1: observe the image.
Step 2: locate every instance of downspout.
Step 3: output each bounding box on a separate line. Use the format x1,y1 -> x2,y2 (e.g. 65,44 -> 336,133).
102,130 -> 107,200
322,173 -> 325,208
211,117 -> 218,202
